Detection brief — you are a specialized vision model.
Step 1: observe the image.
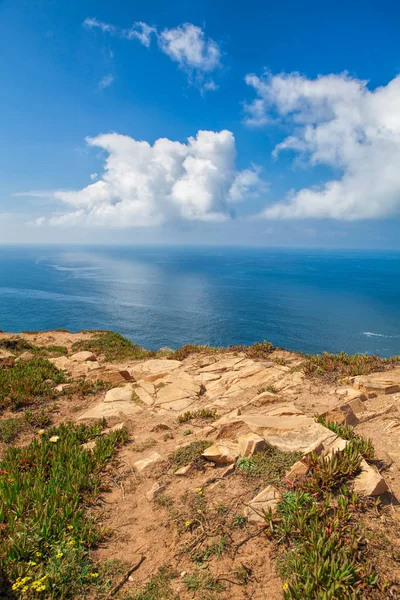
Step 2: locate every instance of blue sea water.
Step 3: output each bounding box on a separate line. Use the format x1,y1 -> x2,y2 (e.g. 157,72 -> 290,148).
1,245 -> 400,357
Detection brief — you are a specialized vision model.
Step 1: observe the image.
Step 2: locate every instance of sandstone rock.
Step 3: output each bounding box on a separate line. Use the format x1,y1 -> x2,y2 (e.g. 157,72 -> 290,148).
175,464 -> 193,476
194,425 -> 216,438
263,422 -> 337,454
16,351 -> 35,361
163,431 -> 174,441
134,386 -> 154,407
285,460 -> 308,480
247,391 -> 280,408
77,401 -> 142,421
353,459 -> 389,496
245,485 -> 281,524
137,359 -> 182,375
238,433 -> 267,457
89,368 -> 133,385
216,421 -> 252,440
202,442 -> 239,465
104,385 -> 134,403
0,349 -> 14,359
323,402 -> 359,426
260,403 -> 303,417
70,351 -> 96,362
353,375 -> 400,395
146,482 -> 166,501
240,414 -> 315,436
155,371 -> 202,411
134,452 -> 162,473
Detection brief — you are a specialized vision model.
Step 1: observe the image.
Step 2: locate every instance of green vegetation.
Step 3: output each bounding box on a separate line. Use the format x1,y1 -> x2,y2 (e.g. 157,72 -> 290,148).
0,417 -> 25,443
178,408 -> 218,424
61,377 -> 112,397
303,350 -> 400,380
266,430 -> 384,599
258,384 -> 278,394
0,421 -> 128,598
169,340 -> 275,361
168,440 -> 212,469
0,357 -> 66,412
72,331 -> 154,362
0,338 -> 67,358
237,447 -> 302,485
316,415 -> 375,460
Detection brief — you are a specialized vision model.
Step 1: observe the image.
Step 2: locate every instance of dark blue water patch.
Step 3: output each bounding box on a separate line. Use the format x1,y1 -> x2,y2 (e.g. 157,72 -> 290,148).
0,245 -> 400,357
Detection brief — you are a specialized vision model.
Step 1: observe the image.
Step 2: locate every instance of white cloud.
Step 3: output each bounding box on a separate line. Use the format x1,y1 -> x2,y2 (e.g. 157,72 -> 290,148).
36,130 -> 265,228
98,74 -> 114,89
123,21 -> 156,47
244,71 -> 400,220
158,23 -> 221,90
83,17 -> 116,33
83,18 -> 222,92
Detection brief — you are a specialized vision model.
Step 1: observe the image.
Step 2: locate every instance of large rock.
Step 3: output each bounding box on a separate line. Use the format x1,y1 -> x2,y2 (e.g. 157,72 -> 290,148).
202,442 -> 239,465
104,385 -> 134,403
77,401 -> 142,421
16,351 -> 35,362
240,414 -> 315,436
245,485 -> 281,524
285,460 -> 308,480
238,433 -> 267,457
88,368 -> 133,384
70,351 -> 96,362
262,422 -> 337,454
353,459 -> 389,496
322,403 -> 359,426
155,371 -> 202,411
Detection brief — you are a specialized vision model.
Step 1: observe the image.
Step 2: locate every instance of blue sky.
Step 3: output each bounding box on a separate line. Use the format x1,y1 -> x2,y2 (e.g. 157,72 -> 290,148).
2,0 -> 400,247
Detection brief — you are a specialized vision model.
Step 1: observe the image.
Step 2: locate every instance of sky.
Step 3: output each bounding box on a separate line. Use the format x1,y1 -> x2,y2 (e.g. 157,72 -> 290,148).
2,0 -> 400,247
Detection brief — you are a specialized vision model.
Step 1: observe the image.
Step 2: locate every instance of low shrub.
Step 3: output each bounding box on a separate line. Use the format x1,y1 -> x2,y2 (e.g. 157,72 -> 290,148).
303,351 -> 400,380
71,331 -> 154,362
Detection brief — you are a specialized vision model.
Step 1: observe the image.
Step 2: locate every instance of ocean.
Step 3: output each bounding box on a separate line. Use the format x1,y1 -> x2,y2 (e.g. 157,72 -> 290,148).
1,245 -> 400,357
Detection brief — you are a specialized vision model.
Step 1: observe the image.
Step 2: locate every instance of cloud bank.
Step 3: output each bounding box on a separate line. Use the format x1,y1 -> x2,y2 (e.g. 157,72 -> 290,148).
245,71 -> 400,220
37,130 -> 265,227
84,18 -> 221,92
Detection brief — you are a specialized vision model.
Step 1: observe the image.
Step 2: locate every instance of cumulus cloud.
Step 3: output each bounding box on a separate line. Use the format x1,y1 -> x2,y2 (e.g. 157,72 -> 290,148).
245,71 -> 400,220
35,130 -> 265,228
158,23 -> 221,90
83,17 -> 222,92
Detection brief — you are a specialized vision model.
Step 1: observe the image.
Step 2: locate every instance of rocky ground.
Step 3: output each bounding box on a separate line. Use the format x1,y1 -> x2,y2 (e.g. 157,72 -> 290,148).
1,330 -> 400,599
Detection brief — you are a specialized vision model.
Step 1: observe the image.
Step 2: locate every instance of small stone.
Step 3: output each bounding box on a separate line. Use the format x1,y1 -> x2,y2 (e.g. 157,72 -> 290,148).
245,485 -> 281,524
202,442 -> 239,465
323,403 -> 359,426
16,351 -> 35,362
285,460 -> 308,480
146,482 -> 166,501
70,351 -> 96,362
322,437 -> 349,460
163,431 -> 174,441
237,433 -> 267,457
134,452 -> 162,473
151,423 -> 172,433
368,392 -> 377,399
353,459 -> 389,496
175,464 -> 193,476
180,571 -> 187,578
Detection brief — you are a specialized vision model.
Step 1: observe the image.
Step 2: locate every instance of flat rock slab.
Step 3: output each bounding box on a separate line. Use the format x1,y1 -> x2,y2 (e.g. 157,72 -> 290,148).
155,371 -> 202,411
136,359 -> 182,375
245,485 -> 281,524
262,422 -> 338,454
238,433 -> 267,457
104,385 -> 134,403
240,414 -> 315,436
77,401 -> 142,421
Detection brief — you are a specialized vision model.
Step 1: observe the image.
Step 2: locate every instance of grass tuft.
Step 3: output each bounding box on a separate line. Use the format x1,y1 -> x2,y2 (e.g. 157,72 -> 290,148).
237,447 -> 302,486
168,440 -> 212,469
303,351 -> 400,380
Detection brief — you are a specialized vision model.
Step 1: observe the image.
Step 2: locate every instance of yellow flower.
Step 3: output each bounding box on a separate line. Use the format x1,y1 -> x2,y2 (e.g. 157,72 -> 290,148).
67,525 -> 74,530
88,572 -> 99,578
282,583 -> 289,591
185,521 -> 192,528
21,586 -> 29,593
27,560 -> 37,566
67,540 -> 75,546
38,430 -> 45,435
197,509 -> 203,514
55,552 -> 63,559
35,552 -> 42,557
195,487 -> 203,495
34,584 -> 46,591
49,436 -> 59,443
